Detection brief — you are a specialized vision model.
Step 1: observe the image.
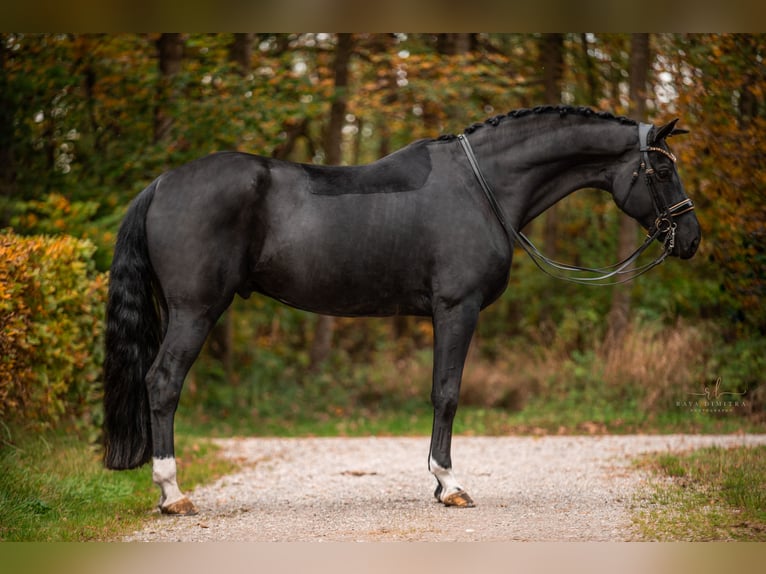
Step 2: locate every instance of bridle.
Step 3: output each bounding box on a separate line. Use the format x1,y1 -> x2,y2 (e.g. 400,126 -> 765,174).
636,123 -> 695,245
457,122 -> 695,285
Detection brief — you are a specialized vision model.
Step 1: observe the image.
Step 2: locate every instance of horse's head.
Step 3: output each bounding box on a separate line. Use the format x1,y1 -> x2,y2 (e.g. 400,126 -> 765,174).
613,119 -> 700,259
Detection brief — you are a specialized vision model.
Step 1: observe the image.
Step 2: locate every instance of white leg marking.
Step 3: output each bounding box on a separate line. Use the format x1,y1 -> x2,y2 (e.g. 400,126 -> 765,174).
429,456 -> 464,500
152,457 -> 185,507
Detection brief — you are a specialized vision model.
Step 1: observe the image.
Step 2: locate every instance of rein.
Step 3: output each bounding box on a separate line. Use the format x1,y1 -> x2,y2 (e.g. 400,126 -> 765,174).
457,124 -> 694,286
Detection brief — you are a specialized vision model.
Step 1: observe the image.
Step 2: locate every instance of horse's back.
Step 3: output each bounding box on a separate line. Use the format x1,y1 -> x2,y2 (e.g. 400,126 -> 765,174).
301,139 -> 432,196
142,143 -> 509,317
253,159 -> 440,315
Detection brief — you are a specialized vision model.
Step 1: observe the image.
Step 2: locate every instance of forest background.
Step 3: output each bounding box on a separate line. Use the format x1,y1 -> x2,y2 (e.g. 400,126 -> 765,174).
1,33 -> 764,439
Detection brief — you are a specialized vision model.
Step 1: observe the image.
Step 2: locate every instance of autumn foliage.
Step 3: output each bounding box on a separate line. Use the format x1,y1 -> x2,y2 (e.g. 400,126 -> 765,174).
0,232 -> 106,426
0,33 -> 764,430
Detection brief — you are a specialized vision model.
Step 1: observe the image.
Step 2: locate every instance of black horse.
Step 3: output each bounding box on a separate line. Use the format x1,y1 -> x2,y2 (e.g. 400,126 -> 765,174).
103,105 -> 700,515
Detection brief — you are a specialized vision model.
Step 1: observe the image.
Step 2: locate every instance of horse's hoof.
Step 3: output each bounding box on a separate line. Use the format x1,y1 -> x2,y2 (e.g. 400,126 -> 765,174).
442,489 -> 476,508
160,497 -> 199,516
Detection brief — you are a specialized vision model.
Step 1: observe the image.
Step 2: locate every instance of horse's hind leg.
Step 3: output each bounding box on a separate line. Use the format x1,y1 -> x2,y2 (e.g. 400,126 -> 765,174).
428,296 -> 481,508
146,305 -> 221,515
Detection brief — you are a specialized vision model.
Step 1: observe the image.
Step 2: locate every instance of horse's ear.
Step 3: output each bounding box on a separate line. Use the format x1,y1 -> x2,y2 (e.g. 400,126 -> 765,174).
654,118 -> 687,141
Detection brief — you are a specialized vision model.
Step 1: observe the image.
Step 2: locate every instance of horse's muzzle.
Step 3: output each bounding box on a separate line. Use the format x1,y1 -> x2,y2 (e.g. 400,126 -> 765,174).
679,234 -> 700,259
665,213 -> 700,260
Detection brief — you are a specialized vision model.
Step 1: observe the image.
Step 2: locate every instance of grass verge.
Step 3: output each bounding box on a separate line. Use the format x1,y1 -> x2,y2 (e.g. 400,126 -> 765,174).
632,445 -> 766,541
0,427 -> 238,541
175,393 -> 760,439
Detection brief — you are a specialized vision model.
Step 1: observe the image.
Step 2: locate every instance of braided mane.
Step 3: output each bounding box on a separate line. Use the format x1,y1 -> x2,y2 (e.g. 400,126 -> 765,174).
436,105 -> 637,141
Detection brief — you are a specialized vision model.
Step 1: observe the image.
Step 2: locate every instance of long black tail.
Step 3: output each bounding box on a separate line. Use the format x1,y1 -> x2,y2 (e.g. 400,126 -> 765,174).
103,180 -> 162,470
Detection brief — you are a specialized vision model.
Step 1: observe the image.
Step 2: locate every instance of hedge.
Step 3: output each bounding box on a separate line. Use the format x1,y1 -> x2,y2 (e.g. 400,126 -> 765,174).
0,231 -> 107,429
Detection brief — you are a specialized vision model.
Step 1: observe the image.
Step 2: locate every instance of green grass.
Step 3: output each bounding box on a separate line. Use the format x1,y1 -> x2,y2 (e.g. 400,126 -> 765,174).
175,392 -> 760,440
632,445 -> 766,541
176,407 -> 434,438
0,427 -> 238,541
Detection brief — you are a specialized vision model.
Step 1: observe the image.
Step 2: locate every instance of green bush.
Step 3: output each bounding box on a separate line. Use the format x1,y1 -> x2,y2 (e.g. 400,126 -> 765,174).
0,231 -> 107,429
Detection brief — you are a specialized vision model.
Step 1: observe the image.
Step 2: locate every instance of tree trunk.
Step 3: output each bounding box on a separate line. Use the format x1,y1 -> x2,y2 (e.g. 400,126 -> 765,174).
228,33 -> 254,76
153,33 -> 184,144
309,315 -> 336,371
308,33 -> 354,371
579,33 -> 598,103
738,73 -> 759,128
323,33 -> 353,165
605,33 -> 650,351
0,35 -> 17,221
436,33 -> 475,55
271,117 -> 312,161
201,34 -> 257,378
540,34 -> 565,258
207,315 -> 233,376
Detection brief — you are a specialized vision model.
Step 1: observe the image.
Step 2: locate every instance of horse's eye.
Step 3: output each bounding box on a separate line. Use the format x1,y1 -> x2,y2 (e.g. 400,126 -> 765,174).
657,168 -> 672,180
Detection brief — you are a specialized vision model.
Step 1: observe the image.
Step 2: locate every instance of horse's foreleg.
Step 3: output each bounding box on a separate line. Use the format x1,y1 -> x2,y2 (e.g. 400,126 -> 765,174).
146,308 -> 215,516
428,297 -> 480,508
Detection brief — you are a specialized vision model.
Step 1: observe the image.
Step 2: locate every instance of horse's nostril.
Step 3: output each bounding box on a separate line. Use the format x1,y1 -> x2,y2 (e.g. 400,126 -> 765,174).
683,235 -> 700,259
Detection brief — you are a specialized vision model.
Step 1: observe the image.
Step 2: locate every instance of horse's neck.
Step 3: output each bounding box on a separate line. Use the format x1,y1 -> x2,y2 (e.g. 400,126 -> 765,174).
473,119 -> 637,228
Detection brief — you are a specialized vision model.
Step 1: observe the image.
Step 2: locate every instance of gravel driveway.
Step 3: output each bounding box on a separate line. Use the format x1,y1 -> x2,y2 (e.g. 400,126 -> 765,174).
125,434 -> 766,542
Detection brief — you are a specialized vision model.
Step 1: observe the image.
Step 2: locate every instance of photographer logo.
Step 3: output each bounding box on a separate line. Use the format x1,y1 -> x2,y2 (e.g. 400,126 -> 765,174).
676,378 -> 747,413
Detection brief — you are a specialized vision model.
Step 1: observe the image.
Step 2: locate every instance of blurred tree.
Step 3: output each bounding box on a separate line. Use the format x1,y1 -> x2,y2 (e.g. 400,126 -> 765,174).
541,33 -> 565,258
228,33 -> 254,76
605,33 -> 650,349
206,33 -> 259,376
309,33 -> 354,371
577,33 -> 599,103
2,33 -> 763,402
661,33 -> 766,334
436,33 -> 476,55
0,35 -> 17,220
154,33 -> 185,144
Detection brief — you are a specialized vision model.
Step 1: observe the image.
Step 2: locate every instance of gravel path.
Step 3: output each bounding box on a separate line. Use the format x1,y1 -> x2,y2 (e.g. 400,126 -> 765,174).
125,434 -> 766,542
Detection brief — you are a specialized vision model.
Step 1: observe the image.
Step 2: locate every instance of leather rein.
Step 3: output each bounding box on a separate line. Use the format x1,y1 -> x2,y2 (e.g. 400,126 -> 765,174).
457,123 -> 695,286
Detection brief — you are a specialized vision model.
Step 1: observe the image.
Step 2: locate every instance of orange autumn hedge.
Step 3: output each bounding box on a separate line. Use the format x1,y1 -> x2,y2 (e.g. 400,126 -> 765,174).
1,231 -> 107,428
